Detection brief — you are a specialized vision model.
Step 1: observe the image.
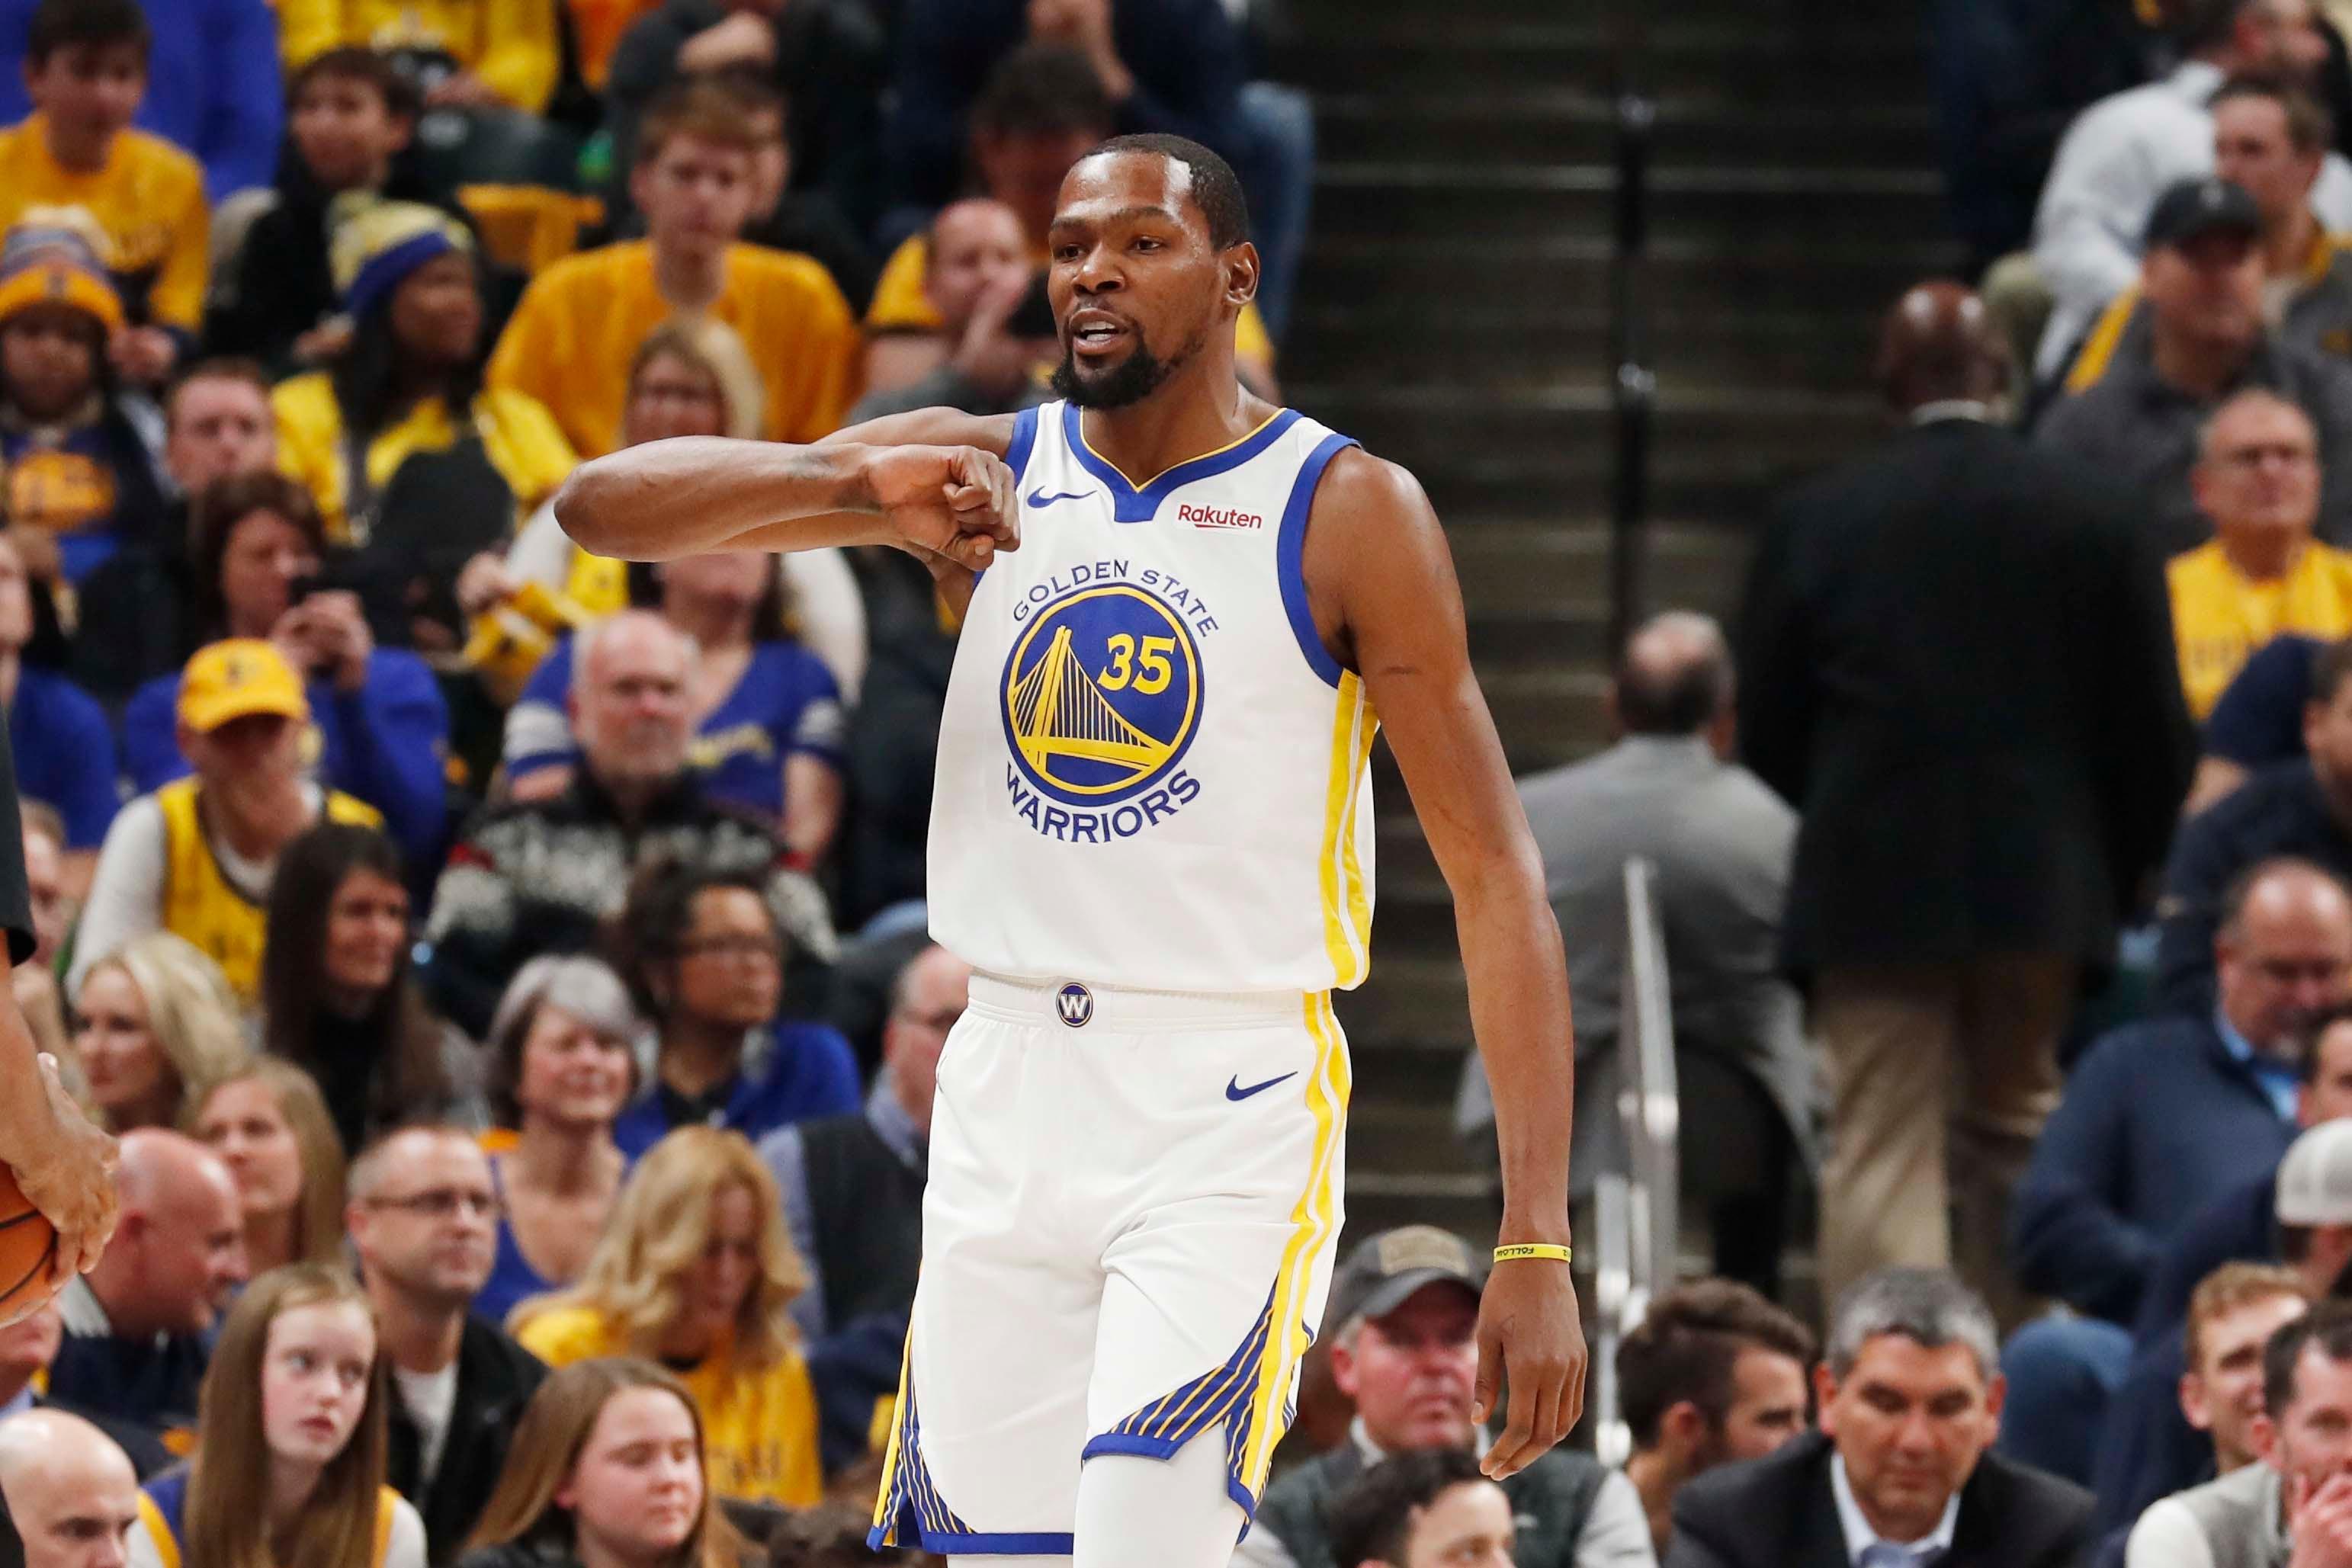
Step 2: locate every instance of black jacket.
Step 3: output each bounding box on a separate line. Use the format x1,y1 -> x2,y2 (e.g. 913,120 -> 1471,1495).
1665,1430 -> 2094,1568
387,1316 -> 546,1565
1738,417 -> 2195,975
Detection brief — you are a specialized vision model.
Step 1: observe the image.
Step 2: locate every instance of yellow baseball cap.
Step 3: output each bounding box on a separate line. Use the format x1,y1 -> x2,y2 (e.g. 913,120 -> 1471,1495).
178,640 -> 310,733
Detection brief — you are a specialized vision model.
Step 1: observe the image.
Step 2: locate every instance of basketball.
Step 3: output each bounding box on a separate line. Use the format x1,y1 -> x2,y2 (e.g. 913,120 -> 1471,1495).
0,1164 -> 56,1319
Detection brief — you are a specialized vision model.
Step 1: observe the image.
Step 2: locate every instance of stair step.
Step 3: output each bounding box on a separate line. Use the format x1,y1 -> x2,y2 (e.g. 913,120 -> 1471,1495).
1317,91 -> 1940,168
1283,21 -> 1927,99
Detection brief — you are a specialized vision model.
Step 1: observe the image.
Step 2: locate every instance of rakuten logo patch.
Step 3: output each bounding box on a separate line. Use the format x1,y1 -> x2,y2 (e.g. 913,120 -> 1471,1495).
1179,503 -> 1264,530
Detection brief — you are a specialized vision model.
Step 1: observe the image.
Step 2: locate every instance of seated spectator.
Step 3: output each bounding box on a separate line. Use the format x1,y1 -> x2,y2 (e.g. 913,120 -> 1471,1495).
1616,1281 -> 1818,1560
0,216 -> 172,585
2093,1117 -> 2352,1537
0,0 -> 205,374
190,1057 -> 350,1276
866,44 -> 1278,399
278,0 -> 560,116
0,0 -> 283,207
0,1409 -> 143,1567
2065,75 -> 2352,393
761,942 -> 968,1343
129,1262 -> 428,1568
2171,390 -> 2352,717
2181,1265 -> 2313,1489
1237,1226 -> 1649,1568
346,1125 -> 547,1562
72,358 -> 279,708
473,955 -> 637,1328
509,1127 -> 824,1507
486,80 -> 861,460
1328,1448 -> 1516,1568
2032,0 -> 2352,381
0,1300 -> 172,1477
2039,177 -> 2352,554
205,46 -> 426,374
608,862 -> 857,1158
422,611 -> 834,1038
2197,632 -> 2327,813
72,931 -> 248,1134
272,199 -> 576,548
451,1358 -> 743,1568
1664,1268 -> 2093,1568
834,545 -> 958,929
262,822 -> 473,1154
2157,637 -> 2352,1009
2014,857 -> 2352,1322
48,1129 -> 245,1448
0,533 -> 116,867
2123,1297 -> 2352,1564
72,640 -> 385,1006
119,473 -> 449,867
708,71 -> 877,316
502,548 -> 846,844
848,198 -> 1054,424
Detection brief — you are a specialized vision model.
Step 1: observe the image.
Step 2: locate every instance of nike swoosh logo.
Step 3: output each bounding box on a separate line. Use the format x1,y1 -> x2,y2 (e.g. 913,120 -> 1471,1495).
1226,1071 -> 1298,1102
1025,489 -> 1092,508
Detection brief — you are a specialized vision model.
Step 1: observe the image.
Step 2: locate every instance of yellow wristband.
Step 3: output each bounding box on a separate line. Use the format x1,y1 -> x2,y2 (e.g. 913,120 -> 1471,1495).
1492,1243 -> 1573,1265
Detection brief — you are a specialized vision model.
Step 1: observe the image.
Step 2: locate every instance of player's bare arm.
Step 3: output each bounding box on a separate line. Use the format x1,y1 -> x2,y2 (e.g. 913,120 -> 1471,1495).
1302,446 -> 1585,1480
0,989 -> 117,1310
554,407 -> 1022,568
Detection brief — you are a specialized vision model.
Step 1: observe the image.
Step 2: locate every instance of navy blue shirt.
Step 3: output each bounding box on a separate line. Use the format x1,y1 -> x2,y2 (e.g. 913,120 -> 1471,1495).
611,1020 -> 862,1159
2154,761 -> 2352,1013
8,665 -> 117,848
2206,633 -> 2320,770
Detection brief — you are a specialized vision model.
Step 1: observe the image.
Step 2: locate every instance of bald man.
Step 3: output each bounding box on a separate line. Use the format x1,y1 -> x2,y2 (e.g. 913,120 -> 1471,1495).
1741,280 -> 2199,1329
44,1131 -> 244,1448
1455,611 -> 1812,1297
0,1409 -> 139,1568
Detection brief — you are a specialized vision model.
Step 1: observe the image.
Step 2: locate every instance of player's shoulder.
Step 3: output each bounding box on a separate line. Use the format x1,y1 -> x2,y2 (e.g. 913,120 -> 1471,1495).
1307,442 -> 1437,534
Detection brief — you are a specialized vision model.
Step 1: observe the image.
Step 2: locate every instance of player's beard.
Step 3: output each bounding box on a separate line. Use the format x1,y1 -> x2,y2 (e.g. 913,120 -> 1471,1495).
1052,325 -> 1202,409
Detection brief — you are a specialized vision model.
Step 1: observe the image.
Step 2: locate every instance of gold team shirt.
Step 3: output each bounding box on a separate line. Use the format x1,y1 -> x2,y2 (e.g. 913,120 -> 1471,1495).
486,241 -> 863,458
271,374 -> 579,547
2167,537 -> 2352,717
867,231 -> 1277,367
157,778 -> 381,1004
277,0 -> 560,113
515,1307 -> 824,1508
0,116 -> 207,329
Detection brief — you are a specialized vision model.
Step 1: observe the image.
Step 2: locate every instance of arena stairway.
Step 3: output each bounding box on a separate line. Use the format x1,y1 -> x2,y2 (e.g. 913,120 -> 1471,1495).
1272,0 -> 1962,1282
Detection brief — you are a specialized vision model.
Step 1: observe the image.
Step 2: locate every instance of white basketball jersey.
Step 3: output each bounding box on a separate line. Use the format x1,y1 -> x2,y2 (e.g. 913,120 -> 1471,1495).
926,400 -> 1378,993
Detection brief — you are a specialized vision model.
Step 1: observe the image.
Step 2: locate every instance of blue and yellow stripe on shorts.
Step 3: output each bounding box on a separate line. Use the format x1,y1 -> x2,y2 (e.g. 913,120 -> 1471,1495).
1320,672 -> 1377,990
1083,990 -> 1352,1522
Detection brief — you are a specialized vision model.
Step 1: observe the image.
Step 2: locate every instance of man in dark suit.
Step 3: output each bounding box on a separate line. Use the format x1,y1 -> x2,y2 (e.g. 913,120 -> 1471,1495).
1665,1268 -> 2094,1568
1738,281 -> 2198,1327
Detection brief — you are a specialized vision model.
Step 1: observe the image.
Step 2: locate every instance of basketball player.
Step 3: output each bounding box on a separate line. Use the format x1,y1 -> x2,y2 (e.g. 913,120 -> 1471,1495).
0,721 -> 116,1323
557,133 -> 1584,1566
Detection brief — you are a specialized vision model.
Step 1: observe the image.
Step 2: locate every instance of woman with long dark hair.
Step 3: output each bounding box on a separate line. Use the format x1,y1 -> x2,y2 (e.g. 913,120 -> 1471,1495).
262,821 -> 476,1153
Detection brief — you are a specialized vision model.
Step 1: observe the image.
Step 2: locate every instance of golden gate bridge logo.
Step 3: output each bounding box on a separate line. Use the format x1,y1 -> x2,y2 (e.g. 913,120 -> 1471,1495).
1000,583 -> 1202,806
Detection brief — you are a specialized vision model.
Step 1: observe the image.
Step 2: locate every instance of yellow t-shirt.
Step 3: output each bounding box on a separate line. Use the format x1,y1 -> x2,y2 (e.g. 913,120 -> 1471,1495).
2167,537 -> 2352,717
0,116 -> 207,330
514,1306 -> 823,1508
277,0 -> 560,114
867,231 -> 1276,367
485,241 -> 863,460
271,374 -> 579,547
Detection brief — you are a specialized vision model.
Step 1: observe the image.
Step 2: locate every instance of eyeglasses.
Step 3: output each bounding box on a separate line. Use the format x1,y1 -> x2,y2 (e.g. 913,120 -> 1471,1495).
366,1188 -> 501,1220
2212,443 -> 2320,471
676,934 -> 783,964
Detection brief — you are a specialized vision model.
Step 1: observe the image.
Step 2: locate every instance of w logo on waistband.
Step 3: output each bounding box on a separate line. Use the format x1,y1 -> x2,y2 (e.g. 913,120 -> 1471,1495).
1056,983 -> 1095,1028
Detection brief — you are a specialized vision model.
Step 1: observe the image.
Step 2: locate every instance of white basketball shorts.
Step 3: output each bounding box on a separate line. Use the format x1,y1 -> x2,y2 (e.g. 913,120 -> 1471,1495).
869,972 -> 1352,1554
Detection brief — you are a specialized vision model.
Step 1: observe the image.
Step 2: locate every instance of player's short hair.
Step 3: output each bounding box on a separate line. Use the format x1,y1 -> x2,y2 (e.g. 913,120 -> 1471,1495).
1616,1279 -> 1818,1450
288,45 -> 422,122
1327,1448 -> 1491,1568
165,357 -> 273,428
2185,1262 -> 2309,1372
2215,71 -> 2336,152
971,43 -> 1115,141
1086,132 -> 1252,250
636,79 -> 765,166
26,0 -> 148,66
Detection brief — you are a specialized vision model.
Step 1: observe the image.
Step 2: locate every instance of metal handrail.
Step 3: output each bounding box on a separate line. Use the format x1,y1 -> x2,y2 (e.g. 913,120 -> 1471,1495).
1618,858 -> 1682,1299
1590,1172 -> 1635,1468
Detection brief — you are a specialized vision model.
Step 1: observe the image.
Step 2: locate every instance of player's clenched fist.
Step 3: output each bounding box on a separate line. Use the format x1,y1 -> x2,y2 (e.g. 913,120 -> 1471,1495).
855,444 -> 1021,570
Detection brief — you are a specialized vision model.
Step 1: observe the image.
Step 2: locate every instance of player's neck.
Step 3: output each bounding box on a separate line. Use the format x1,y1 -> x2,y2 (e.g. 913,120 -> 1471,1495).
1074,355 -> 1269,489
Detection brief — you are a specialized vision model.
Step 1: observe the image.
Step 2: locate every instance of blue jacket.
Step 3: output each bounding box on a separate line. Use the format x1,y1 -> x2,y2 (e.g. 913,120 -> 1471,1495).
2133,1169 -> 2280,1344
0,0 -> 283,202
2155,762 -> 2352,1014
2010,1013 -> 2296,1323
2090,1323 -> 2211,1541
9,665 -> 119,848
611,1020 -> 862,1159
120,651 -> 448,871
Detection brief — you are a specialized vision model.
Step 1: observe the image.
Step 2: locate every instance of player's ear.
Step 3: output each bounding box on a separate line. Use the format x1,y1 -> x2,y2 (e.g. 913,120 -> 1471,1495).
1223,242 -> 1261,313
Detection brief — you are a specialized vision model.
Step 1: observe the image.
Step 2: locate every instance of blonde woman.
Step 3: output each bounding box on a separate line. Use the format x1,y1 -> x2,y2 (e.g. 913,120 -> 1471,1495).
509,1127 -> 822,1506
455,1359 -> 740,1568
130,1262 -> 427,1568
73,932 -> 249,1132
190,1059 -> 350,1275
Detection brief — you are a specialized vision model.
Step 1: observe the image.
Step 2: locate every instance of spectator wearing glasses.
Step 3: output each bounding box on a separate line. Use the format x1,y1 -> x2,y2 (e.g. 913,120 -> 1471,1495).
609,861 -> 857,1160
347,1125 -> 547,1564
